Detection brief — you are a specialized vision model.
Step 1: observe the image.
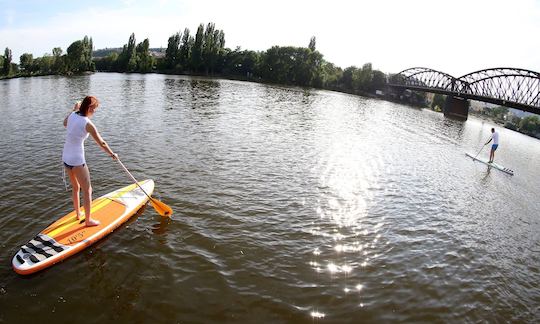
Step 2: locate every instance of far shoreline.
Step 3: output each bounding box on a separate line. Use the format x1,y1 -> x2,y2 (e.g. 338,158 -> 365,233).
2,70 -> 539,141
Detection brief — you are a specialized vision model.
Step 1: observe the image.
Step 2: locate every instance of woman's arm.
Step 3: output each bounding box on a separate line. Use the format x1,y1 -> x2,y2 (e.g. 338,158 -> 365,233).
63,102 -> 81,127
86,122 -> 117,159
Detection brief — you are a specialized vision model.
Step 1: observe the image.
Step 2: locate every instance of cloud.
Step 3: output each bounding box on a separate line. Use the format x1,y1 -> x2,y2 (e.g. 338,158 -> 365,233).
3,9 -> 16,26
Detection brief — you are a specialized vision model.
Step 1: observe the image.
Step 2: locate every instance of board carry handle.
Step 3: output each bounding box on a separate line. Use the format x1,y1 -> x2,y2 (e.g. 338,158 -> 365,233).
116,158 -> 173,217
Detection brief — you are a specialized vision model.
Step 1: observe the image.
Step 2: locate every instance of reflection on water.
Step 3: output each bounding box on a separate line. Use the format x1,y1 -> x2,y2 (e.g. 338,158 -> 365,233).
0,73 -> 539,322
151,216 -> 172,236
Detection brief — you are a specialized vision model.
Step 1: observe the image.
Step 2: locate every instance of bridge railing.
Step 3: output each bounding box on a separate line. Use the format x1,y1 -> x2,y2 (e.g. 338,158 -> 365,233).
388,67 -> 540,111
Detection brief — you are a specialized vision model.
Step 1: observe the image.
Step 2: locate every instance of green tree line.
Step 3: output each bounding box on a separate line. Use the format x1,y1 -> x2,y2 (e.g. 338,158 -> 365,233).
502,108 -> 540,137
93,23 -> 388,94
1,36 -> 94,78
2,23 -> 389,97
94,33 -> 154,73
517,115 -> 540,137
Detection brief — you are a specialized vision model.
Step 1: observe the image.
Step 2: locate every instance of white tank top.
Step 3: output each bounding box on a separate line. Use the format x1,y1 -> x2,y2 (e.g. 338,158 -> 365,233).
492,131 -> 499,145
62,112 -> 90,166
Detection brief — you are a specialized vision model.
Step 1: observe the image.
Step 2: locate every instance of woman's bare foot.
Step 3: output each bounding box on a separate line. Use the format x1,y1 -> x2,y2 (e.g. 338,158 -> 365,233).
85,219 -> 100,227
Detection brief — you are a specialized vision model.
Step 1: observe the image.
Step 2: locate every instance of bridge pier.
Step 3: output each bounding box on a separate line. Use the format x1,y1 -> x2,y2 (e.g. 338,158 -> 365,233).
444,96 -> 469,120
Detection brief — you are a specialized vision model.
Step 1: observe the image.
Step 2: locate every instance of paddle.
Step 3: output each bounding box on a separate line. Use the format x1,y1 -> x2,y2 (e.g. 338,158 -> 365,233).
474,143 -> 487,159
116,158 -> 173,217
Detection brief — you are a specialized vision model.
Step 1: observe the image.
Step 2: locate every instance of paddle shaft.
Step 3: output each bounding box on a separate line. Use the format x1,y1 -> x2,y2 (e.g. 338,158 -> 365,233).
474,143 -> 487,159
116,159 -> 154,202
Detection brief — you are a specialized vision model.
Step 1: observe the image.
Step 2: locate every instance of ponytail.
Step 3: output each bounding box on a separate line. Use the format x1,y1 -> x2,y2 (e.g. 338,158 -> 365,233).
79,96 -> 99,116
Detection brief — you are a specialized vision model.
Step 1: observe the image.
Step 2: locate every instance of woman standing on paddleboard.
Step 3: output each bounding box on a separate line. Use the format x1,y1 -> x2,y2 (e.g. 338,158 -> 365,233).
62,96 -> 117,227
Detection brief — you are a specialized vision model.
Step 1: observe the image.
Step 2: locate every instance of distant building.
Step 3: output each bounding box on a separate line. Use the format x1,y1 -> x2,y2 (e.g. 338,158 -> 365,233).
508,108 -> 535,118
150,49 -> 165,59
469,100 -> 503,114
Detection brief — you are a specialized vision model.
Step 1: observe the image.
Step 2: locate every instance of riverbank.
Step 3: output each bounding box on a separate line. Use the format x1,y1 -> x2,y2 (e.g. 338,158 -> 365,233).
3,69 -> 539,141
0,71 -> 94,80
469,111 -> 540,140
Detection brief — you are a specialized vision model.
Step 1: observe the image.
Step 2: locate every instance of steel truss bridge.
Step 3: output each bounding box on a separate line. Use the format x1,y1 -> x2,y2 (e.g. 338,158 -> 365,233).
388,67 -> 540,115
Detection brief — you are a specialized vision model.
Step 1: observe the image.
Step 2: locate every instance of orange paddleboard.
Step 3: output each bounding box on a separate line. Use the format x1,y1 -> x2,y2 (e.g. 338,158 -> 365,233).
12,180 -> 154,275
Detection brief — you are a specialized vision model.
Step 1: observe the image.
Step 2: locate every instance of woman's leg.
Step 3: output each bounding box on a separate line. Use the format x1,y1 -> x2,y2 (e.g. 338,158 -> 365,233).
73,165 -> 100,227
65,167 -> 82,219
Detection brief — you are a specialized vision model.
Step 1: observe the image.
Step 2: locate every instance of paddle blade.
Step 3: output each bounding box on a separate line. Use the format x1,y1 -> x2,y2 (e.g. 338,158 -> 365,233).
150,198 -> 173,217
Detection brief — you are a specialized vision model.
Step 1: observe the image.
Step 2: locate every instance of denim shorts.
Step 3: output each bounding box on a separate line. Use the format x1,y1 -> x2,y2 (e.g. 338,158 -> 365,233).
492,144 -> 499,151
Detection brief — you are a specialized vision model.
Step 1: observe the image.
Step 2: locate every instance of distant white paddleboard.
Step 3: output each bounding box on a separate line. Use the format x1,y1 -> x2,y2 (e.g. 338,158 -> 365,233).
465,153 -> 514,175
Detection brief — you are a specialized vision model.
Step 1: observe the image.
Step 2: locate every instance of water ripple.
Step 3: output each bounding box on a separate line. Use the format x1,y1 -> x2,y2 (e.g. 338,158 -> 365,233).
0,74 -> 539,322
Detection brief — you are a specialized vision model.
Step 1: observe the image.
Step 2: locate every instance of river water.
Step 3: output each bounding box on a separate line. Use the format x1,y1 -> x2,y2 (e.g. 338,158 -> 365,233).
0,73 -> 539,323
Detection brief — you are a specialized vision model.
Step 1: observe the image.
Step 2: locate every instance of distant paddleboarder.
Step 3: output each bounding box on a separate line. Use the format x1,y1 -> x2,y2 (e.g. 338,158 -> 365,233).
62,96 -> 117,227
485,127 -> 499,163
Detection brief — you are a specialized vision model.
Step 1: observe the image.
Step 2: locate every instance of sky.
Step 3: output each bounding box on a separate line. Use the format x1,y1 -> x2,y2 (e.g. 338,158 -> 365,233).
1,0 -> 539,76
